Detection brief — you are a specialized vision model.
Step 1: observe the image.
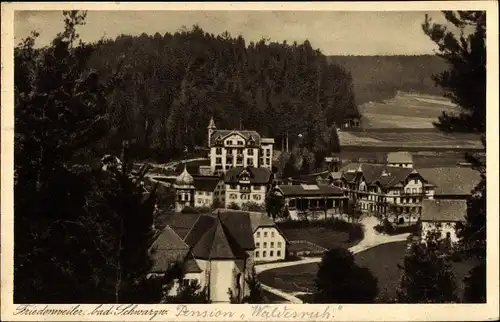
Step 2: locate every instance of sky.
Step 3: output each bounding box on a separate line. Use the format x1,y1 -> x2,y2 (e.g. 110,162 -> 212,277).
14,10 -> 448,55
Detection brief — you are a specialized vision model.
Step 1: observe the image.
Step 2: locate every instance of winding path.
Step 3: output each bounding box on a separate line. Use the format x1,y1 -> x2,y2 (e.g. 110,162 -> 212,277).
255,216 -> 411,303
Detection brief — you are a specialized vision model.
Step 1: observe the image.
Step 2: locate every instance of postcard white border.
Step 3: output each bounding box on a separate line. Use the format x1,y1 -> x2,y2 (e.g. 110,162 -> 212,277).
2,1 -> 499,321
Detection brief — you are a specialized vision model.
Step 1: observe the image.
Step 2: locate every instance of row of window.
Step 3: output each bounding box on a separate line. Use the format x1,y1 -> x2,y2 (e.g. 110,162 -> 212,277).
255,241 -> 282,248
256,231 -> 275,238
229,193 -> 262,200
255,250 -> 281,258
228,184 -> 261,190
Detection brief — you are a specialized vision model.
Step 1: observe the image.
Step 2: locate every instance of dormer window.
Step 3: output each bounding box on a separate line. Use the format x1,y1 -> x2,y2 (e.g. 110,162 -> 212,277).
227,140 -> 233,145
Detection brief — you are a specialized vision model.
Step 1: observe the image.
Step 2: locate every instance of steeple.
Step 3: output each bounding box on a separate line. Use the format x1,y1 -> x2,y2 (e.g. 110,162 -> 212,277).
207,117 -> 217,148
207,117 -> 216,130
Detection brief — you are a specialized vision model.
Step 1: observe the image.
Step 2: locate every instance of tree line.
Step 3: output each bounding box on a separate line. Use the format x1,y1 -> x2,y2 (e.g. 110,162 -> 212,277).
86,25 -> 359,161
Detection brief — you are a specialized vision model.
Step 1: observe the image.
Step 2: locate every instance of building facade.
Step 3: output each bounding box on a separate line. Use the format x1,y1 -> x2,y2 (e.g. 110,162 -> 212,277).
223,167 -> 273,209
331,162 -> 436,225
207,117 -> 275,174
271,184 -> 348,221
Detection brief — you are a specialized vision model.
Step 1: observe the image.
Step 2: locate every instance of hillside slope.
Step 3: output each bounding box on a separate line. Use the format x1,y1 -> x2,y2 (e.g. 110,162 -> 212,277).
328,55 -> 448,104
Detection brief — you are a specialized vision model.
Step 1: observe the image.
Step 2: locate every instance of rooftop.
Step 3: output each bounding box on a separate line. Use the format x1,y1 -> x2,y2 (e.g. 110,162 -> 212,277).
276,184 -> 345,197
418,167 -> 481,196
421,199 -> 467,222
387,151 -> 413,164
224,167 -> 273,185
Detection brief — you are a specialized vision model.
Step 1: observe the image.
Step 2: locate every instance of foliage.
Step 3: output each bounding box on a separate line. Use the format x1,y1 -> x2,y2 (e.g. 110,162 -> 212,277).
314,247 -> 379,303
228,266 -> 266,304
346,199 -> 362,223
241,202 -> 266,212
265,190 -> 285,219
227,202 -> 241,210
397,233 -> 458,303
163,280 -> 209,304
14,11 -> 157,303
422,11 -> 486,132
463,261 -> 486,303
88,27 -> 359,161
210,198 -> 224,210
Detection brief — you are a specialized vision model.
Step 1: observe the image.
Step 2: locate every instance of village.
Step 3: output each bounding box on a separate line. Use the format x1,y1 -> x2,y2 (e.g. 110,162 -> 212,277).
135,116 -> 483,303
8,8 -> 490,313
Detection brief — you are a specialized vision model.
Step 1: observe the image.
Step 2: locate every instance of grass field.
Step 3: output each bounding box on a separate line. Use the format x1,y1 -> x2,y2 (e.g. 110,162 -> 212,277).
258,241 -> 477,302
359,92 -> 460,129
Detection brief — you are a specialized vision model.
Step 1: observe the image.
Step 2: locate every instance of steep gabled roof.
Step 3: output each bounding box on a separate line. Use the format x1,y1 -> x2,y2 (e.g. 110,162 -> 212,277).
193,176 -> 220,192
421,199 -> 467,222
224,167 -> 272,185
340,162 -> 423,188
149,225 -> 190,273
191,215 -> 247,259
210,129 -> 262,146
209,209 -> 255,249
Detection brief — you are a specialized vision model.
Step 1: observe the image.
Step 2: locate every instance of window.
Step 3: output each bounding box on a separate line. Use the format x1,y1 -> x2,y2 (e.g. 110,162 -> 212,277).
227,140 -> 233,145
277,250 -> 281,257
278,242 -> 282,248
264,232 -> 268,238
230,184 -> 237,189
266,158 -> 270,164
230,193 -> 238,199
253,194 -> 261,201
412,188 -> 416,194
216,157 -> 222,164
263,251 -> 266,257
270,242 -> 274,248
254,186 -> 261,191
238,140 -> 244,145
256,232 -> 260,238
271,232 -> 275,238
266,150 -> 271,157
247,158 -> 254,166
256,242 -> 260,248
181,279 -> 190,288
225,165 -> 230,170
248,149 -> 254,156
216,148 -> 222,155
227,148 -> 233,154
263,242 -> 267,248
270,250 -> 274,257
255,251 -> 259,258
237,148 -> 243,155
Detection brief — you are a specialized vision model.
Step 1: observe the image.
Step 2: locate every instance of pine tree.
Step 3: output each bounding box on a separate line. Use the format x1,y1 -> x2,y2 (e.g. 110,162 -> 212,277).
314,248 -> 379,303
397,233 -> 458,303
422,11 -> 486,132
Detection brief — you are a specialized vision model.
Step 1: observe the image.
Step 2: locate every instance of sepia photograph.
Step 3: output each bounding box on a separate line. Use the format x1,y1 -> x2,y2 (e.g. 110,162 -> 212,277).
1,1 -> 498,321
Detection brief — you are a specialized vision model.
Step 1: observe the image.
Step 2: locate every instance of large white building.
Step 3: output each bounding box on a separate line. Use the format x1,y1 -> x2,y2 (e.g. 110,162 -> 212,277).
207,117 -> 274,174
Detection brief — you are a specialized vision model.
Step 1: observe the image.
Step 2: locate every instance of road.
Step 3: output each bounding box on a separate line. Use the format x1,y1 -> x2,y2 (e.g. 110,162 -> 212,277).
255,216 -> 410,303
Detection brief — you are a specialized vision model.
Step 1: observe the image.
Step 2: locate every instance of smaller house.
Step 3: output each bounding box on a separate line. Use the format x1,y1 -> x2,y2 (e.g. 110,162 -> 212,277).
272,184 -> 348,221
217,209 -> 289,263
223,167 -> 273,208
420,199 -> 467,245
193,176 -> 225,208
387,151 -> 414,168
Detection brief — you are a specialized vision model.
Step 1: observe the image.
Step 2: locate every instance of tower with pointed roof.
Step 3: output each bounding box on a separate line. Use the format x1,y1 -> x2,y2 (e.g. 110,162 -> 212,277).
207,117 -> 216,148
174,165 -> 196,212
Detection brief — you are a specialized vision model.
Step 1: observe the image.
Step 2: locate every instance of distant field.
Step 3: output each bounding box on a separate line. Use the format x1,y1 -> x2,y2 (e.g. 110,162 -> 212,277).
359,91 -> 460,129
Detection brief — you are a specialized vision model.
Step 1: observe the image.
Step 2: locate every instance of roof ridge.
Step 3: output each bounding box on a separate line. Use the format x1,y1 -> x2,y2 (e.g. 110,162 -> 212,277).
182,213 -> 202,242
